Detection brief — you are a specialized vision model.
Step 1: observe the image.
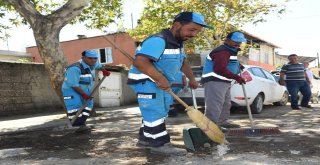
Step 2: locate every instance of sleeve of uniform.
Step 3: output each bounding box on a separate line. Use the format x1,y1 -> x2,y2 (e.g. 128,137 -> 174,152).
94,62 -> 103,69
136,36 -> 166,61
64,67 -> 81,87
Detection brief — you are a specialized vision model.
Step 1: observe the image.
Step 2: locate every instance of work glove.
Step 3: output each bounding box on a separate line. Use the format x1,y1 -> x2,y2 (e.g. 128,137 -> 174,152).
235,76 -> 246,84
102,70 -> 111,76
81,93 -> 92,100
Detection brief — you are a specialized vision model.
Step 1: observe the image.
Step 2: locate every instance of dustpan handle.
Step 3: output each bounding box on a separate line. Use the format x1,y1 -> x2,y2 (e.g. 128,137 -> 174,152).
191,89 -> 198,109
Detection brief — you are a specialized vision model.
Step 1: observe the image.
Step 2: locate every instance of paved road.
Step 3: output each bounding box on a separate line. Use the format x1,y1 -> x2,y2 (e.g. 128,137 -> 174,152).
0,104 -> 319,164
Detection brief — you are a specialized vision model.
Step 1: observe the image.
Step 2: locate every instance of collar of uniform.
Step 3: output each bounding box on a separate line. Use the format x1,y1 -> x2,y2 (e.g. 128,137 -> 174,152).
223,43 -> 240,53
80,60 -> 92,69
161,28 -> 183,47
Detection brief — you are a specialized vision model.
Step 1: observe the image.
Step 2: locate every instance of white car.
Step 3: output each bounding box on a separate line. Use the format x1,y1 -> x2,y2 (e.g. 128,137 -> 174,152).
176,65 -> 289,114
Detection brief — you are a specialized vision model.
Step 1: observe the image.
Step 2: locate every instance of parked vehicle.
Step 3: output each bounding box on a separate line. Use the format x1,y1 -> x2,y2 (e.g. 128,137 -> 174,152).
176,65 -> 289,114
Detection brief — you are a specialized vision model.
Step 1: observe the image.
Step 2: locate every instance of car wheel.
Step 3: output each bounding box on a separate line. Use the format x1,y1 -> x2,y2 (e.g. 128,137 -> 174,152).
250,94 -> 264,114
273,91 -> 289,106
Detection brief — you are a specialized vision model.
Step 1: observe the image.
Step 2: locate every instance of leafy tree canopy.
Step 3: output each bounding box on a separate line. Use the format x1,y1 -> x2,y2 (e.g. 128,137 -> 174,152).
0,0 -> 123,40
128,0 -> 289,51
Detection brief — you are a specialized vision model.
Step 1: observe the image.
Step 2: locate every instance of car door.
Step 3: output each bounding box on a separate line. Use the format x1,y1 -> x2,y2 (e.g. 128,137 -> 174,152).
261,69 -> 284,102
249,67 -> 273,103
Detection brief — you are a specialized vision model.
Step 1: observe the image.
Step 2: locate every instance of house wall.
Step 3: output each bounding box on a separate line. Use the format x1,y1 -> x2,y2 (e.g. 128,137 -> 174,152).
247,44 -> 276,71
0,61 -> 62,117
0,50 -> 32,62
0,62 -> 137,117
26,33 -> 136,68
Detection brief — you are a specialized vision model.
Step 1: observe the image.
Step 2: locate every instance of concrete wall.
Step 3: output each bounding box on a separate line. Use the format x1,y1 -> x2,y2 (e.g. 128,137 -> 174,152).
0,62 -> 137,117
0,61 -> 62,117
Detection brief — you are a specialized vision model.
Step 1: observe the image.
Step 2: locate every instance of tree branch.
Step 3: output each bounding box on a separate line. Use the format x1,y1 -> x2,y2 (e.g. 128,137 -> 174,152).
49,0 -> 89,28
6,0 -> 39,26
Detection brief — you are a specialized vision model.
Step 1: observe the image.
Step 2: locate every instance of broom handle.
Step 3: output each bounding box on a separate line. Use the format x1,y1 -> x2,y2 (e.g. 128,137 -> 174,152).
102,36 -> 134,61
71,76 -> 107,125
168,90 -> 189,109
240,72 -> 255,128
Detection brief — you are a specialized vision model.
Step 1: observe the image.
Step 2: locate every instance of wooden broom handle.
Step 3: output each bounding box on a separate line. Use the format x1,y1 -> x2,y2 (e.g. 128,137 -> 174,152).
167,90 -> 189,108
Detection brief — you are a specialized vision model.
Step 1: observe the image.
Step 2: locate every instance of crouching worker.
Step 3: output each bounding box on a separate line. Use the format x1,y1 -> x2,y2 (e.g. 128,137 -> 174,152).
62,50 -> 110,133
127,11 -> 213,155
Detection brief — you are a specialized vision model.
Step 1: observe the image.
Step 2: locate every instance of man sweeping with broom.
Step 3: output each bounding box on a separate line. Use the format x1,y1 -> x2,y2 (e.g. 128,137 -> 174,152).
62,50 -> 111,133
127,11 -> 213,155
201,31 -> 246,130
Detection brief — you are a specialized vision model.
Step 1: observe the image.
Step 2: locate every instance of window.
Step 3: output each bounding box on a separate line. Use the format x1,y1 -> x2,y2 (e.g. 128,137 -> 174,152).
94,47 -> 113,64
249,67 -> 266,79
261,69 -> 276,82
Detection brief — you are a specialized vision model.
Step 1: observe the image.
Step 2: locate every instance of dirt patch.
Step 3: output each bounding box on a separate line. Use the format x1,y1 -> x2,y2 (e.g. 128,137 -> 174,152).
0,105 -> 319,164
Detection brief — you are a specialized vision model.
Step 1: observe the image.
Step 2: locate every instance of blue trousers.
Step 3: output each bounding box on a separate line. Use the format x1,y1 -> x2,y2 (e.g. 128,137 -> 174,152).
130,81 -> 171,147
286,81 -> 311,108
62,88 -> 94,126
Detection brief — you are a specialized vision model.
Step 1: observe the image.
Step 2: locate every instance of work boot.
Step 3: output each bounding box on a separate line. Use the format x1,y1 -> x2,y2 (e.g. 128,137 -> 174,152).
301,105 -> 312,108
220,123 -> 241,129
75,125 -> 91,133
136,140 -> 151,149
150,143 -> 187,155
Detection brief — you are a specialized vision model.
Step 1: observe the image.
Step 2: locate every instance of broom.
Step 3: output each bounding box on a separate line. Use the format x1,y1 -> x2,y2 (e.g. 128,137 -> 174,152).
102,36 -> 226,144
71,75 -> 107,125
226,71 -> 281,136
168,90 -> 226,144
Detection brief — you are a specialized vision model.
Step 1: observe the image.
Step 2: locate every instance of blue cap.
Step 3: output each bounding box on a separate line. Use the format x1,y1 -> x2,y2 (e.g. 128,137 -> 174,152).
82,50 -> 98,58
226,31 -> 247,42
174,12 -> 213,29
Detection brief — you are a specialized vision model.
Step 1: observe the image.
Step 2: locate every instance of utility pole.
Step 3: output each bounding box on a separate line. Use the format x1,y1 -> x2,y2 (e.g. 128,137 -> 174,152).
317,52 -> 319,68
131,13 -> 134,29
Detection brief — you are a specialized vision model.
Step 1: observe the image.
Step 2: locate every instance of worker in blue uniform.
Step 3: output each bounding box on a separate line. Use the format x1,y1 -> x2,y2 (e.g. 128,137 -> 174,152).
62,50 -> 110,133
127,11 -> 213,155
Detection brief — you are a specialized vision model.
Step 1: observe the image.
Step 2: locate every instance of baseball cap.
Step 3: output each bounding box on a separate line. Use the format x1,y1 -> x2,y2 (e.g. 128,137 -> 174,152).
226,31 -> 247,43
174,12 -> 213,29
82,50 -> 98,58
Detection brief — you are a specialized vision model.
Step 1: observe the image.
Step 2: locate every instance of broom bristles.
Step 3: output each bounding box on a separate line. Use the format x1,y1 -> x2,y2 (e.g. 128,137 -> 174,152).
186,107 -> 226,144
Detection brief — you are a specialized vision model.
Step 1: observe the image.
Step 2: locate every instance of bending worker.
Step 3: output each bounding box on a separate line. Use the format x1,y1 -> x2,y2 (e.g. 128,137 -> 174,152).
62,50 -> 110,133
127,12 -> 213,155
201,31 -> 246,130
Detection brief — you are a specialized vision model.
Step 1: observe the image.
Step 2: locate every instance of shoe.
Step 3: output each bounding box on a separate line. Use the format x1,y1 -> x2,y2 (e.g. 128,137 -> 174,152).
136,140 -> 150,148
220,123 -> 241,129
301,105 -> 312,108
75,125 -> 91,133
292,107 -> 301,110
150,143 -> 187,155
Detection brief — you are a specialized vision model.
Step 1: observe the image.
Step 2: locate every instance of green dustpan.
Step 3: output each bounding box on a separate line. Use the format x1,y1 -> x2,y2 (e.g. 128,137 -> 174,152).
183,127 -> 212,151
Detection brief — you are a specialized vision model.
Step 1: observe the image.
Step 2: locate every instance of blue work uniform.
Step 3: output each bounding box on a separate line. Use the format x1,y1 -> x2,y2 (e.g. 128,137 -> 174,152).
171,71 -> 184,94
62,60 -> 102,126
201,44 -> 241,124
127,28 -> 186,147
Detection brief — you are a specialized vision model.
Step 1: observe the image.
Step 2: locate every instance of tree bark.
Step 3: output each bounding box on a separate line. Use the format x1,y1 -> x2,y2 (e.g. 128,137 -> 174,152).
7,0 -> 89,109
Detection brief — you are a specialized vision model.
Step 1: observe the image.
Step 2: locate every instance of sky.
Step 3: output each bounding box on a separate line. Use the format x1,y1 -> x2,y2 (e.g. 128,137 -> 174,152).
0,0 -> 320,58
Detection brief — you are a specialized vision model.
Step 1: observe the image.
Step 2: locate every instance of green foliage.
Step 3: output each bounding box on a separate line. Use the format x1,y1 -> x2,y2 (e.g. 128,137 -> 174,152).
128,0 -> 289,52
0,0 -> 123,40
17,58 -> 32,63
71,0 -> 123,29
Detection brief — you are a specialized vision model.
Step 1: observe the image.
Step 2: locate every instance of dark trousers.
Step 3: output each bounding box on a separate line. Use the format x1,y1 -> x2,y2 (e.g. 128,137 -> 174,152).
286,81 -> 311,108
